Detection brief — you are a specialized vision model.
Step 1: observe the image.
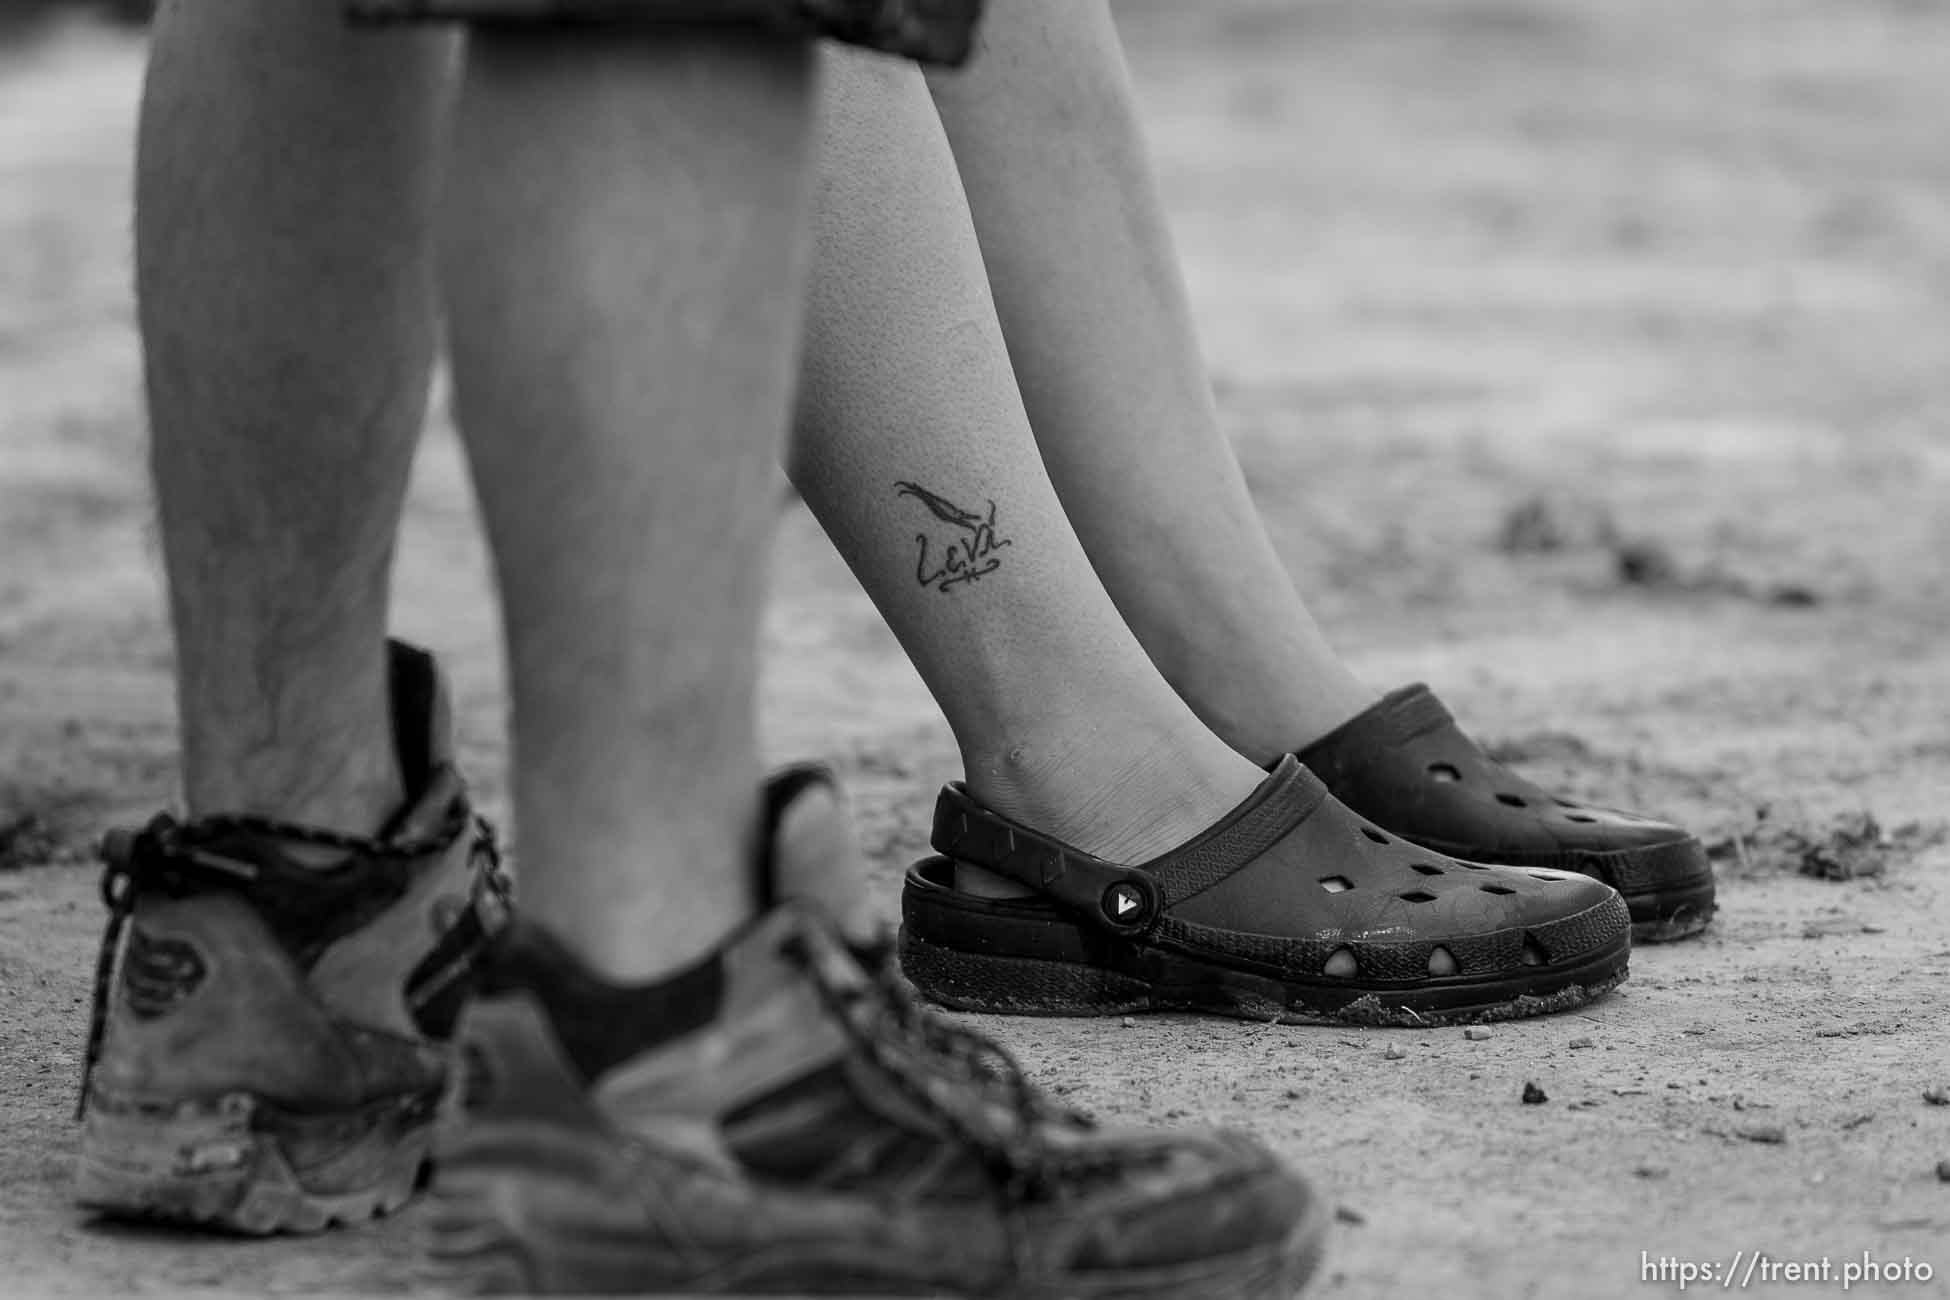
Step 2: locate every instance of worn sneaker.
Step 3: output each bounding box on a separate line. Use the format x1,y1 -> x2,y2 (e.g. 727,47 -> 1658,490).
427,780 -> 1327,1297
73,640 -> 511,1234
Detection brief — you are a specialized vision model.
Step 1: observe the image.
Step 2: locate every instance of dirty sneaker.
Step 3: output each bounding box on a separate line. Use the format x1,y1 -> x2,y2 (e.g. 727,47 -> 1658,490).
73,640 -> 511,1234
427,788 -> 1327,1297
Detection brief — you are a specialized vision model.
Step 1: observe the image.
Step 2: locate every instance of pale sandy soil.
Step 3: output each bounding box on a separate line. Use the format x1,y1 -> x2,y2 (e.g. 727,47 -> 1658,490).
1,3 -> 1947,1296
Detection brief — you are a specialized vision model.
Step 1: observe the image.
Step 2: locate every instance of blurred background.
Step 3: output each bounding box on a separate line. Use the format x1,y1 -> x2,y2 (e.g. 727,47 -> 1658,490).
0,2 -> 1946,1297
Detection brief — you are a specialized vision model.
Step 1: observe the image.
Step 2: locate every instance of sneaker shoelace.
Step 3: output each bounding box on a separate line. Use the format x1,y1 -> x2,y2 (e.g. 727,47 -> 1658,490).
782,931 -> 1114,1208
76,805 -> 509,1121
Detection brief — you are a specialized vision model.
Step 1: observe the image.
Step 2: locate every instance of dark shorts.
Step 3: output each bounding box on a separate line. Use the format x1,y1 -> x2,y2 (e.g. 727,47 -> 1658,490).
343,0 -> 983,67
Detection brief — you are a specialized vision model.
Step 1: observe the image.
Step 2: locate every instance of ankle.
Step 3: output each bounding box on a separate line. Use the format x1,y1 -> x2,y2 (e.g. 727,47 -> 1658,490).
514,783 -> 760,985
183,742 -> 404,867
1190,668 -> 1375,766
960,720 -> 1265,866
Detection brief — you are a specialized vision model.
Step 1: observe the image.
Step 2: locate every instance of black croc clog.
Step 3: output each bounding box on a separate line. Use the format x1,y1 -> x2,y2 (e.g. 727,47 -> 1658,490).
899,757 -> 1629,1027
1297,685 -> 1715,941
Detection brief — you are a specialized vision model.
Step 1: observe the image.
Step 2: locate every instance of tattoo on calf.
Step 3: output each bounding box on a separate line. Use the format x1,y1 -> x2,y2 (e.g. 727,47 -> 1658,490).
894,481 -> 1014,594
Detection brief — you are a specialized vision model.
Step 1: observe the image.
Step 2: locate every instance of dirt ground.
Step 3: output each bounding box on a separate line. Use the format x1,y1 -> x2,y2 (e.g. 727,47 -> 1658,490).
2,1 -> 1947,1296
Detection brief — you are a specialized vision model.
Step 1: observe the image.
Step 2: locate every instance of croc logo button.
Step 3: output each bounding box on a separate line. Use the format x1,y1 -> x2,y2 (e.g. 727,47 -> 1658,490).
1102,882 -> 1150,928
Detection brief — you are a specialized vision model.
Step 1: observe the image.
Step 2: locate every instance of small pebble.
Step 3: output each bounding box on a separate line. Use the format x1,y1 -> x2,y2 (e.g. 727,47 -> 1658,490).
1924,1086 -> 1949,1107
1616,539 -> 1679,586
1334,1205 -> 1367,1226
1120,1017 -> 1136,1029
1522,1082 -> 1548,1105
1285,1088 -> 1303,1101
1383,1045 -> 1406,1061
1738,1124 -> 1787,1145
1464,1026 -> 1494,1041
1568,1037 -> 1596,1050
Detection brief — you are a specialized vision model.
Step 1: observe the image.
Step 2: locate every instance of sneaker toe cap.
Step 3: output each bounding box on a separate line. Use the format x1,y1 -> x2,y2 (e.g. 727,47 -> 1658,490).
1061,1129 -> 1320,1275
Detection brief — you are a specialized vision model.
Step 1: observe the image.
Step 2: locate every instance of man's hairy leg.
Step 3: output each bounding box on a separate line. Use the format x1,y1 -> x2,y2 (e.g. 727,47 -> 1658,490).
140,0 -> 454,833
81,6 -> 489,1234
927,0 -> 1372,764
790,52 -> 1266,873
443,26 -> 818,981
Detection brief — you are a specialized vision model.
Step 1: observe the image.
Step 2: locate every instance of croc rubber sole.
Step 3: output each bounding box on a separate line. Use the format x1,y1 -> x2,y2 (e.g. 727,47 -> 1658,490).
900,861 -> 1630,1028
1401,836 -> 1715,944
1621,878 -> 1716,943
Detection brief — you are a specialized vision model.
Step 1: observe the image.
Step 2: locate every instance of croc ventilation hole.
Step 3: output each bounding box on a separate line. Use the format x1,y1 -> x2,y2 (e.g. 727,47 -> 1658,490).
1427,763 -> 1461,783
1427,946 -> 1458,977
1480,883 -> 1515,896
1520,934 -> 1549,966
1462,862 -> 1491,871
1495,792 -> 1527,808
1324,947 -> 1358,978
1398,890 -> 1437,904
1554,797 -> 1580,808
1319,875 -> 1354,894
1529,871 -> 1565,882
1410,862 -> 1445,876
1361,827 -> 1390,845
1566,813 -> 1598,824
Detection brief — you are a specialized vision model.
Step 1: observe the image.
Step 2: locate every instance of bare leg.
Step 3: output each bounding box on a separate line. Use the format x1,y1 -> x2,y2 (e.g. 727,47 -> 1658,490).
917,0 -> 1714,940
790,52 -> 1264,868
141,0 -> 453,833
927,0 -> 1372,764
87,5 -> 492,1232
427,45 -> 1327,1296
443,27 -> 818,981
